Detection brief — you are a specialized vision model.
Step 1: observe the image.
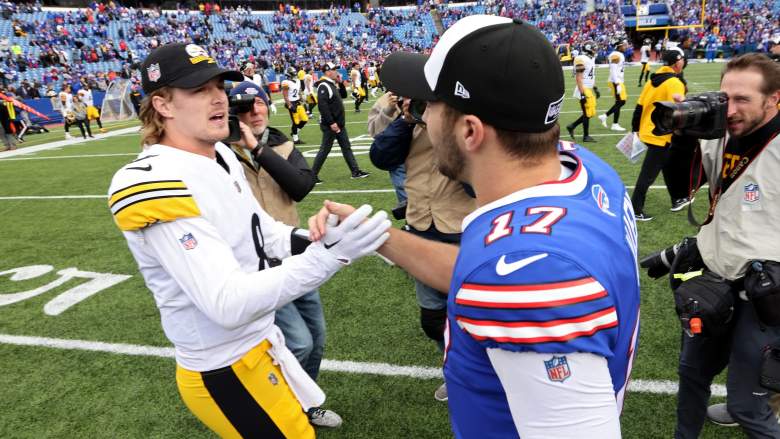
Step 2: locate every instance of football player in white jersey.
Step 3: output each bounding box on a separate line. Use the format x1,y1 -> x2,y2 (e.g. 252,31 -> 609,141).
566,40 -> 598,143
77,84 -> 106,133
302,68 -> 317,116
350,62 -> 366,112
282,66 -> 308,144
58,84 -> 74,139
109,43 -> 390,438
638,38 -> 652,86
599,38 -> 627,131
367,61 -> 379,97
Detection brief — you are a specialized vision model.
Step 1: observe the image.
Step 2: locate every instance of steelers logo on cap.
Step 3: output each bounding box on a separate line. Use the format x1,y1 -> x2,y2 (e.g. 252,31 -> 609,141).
185,44 -> 215,65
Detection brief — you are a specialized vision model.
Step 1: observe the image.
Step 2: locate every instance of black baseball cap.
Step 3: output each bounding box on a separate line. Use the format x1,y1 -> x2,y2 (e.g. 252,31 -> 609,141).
141,43 -> 243,94
381,15 -> 564,133
662,48 -> 684,65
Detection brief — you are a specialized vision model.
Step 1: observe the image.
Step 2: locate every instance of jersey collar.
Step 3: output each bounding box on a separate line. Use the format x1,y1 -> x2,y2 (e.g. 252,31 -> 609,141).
462,152 -> 588,230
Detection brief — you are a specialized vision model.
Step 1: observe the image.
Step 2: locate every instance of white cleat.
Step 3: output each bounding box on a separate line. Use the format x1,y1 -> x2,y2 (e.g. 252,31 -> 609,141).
65,133 -> 73,140
598,114 -> 608,128
611,123 -> 626,132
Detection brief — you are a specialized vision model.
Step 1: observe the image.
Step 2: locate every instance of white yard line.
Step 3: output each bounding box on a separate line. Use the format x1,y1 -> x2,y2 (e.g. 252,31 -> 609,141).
0,332 -> 725,396
0,126 -> 141,159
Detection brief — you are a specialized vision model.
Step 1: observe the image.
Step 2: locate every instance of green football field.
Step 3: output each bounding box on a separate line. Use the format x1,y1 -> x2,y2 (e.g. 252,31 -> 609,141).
0,62 -> 746,438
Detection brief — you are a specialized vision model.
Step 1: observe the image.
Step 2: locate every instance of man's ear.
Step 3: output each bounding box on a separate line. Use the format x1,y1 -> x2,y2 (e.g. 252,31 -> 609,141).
152,95 -> 173,118
461,114 -> 485,153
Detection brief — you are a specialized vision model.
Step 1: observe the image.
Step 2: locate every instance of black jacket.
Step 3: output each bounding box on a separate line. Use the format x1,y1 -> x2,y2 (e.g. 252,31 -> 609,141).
232,127 -> 316,202
316,77 -> 348,128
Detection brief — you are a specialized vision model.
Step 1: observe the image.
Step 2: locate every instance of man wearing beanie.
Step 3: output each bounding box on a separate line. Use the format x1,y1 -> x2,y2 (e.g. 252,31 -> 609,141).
309,15 -> 640,438
107,43 -> 390,438
629,48 -> 687,221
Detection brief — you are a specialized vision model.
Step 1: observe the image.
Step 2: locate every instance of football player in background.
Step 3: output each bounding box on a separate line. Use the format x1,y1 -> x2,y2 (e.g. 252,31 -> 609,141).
638,38 -> 652,86
302,68 -> 317,116
282,66 -> 308,144
599,38 -> 628,132
58,84 -> 74,139
566,40 -> 598,143
367,61 -> 379,97
109,43 -> 390,438
312,16 -> 640,438
350,62 -> 366,112
77,83 -> 107,134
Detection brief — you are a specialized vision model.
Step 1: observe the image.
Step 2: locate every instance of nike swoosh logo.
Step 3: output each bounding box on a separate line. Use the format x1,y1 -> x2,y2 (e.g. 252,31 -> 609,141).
496,253 -> 549,276
127,164 -> 152,171
324,240 -> 340,250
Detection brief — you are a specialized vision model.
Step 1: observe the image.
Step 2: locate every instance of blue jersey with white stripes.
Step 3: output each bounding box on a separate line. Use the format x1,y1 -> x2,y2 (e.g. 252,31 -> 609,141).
444,142 -> 641,438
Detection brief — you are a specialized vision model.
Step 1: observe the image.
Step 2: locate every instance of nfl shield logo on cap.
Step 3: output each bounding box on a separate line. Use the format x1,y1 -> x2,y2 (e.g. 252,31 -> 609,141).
147,63 -> 161,83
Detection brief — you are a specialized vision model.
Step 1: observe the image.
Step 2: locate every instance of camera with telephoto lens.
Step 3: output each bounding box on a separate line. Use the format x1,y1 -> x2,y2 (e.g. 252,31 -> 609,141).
651,91 -> 728,139
397,97 -> 427,124
223,94 -> 259,143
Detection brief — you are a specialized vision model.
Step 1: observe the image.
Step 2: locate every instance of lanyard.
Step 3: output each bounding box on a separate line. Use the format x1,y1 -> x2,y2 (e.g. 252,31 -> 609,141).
688,132 -> 779,227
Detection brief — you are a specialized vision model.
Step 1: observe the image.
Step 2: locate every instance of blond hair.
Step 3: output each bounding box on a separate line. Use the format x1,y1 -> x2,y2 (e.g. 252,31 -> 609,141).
138,87 -> 173,147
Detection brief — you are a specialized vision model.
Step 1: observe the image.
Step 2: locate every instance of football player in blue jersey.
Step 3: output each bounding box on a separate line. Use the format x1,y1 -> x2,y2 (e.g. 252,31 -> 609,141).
309,15 -> 641,438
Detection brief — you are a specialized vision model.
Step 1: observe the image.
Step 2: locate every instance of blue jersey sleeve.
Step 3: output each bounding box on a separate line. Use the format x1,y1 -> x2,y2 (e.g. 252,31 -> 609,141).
452,251 -> 618,357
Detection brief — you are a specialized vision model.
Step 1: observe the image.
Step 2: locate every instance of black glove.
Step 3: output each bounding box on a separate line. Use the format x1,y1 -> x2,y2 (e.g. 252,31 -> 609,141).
593,86 -> 601,99
580,95 -> 587,105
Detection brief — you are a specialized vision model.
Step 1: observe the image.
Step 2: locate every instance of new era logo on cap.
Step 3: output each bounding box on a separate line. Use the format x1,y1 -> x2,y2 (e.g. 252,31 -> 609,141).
454,81 -> 470,99
380,15 -> 565,133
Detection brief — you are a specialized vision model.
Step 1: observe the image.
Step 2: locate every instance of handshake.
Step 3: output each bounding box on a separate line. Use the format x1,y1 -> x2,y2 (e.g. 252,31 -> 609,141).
307,202 -> 392,265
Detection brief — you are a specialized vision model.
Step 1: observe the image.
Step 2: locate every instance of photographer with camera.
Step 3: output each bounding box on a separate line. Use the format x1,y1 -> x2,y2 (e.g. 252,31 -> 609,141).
629,49 -> 687,221
646,53 -> 780,438
227,81 -> 342,428
367,92 -> 407,209
367,90 -> 476,402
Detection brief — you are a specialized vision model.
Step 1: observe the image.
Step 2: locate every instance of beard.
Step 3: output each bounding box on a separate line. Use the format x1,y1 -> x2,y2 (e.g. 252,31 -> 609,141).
432,128 -> 465,181
728,98 -> 769,138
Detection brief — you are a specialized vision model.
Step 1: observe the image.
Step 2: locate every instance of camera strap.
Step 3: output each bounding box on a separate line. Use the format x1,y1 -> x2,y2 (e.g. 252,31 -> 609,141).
687,132 -> 778,227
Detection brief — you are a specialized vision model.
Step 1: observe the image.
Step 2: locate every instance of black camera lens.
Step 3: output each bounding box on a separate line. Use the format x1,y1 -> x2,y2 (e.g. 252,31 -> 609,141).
229,94 -> 258,114
650,91 -> 728,139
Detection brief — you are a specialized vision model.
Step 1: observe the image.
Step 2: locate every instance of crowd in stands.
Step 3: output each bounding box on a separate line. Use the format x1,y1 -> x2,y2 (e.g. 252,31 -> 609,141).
0,0 -> 778,103
670,0 -> 780,54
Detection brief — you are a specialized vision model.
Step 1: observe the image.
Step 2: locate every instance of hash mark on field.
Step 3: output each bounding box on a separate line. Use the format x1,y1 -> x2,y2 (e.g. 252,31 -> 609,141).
0,333 -> 725,396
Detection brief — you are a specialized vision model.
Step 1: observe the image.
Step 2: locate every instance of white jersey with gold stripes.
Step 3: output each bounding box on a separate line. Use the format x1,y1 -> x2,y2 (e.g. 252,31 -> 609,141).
573,54 -> 596,98
608,51 -> 625,84
107,142 -> 343,371
281,79 -> 301,102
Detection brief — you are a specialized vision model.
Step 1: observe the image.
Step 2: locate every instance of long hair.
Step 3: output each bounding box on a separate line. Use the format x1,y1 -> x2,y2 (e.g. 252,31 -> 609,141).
138,87 -> 173,147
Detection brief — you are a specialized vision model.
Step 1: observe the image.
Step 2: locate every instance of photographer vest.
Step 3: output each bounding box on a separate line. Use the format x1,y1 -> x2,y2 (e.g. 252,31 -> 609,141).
405,126 -> 476,234
232,140 -> 300,227
697,121 -> 780,280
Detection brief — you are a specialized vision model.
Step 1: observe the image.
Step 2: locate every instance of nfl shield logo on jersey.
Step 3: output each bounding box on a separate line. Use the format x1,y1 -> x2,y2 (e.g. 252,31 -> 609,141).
744,183 -> 760,203
544,355 -> 571,382
179,233 -> 198,250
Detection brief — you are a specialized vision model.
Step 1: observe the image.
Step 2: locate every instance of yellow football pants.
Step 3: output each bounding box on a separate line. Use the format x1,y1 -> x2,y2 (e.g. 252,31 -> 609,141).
288,102 -> 309,125
176,340 -> 314,439
610,82 -> 627,101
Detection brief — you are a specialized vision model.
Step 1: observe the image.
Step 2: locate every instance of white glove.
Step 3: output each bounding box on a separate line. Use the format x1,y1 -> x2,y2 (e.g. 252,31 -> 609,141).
615,84 -> 621,95
320,205 -> 391,265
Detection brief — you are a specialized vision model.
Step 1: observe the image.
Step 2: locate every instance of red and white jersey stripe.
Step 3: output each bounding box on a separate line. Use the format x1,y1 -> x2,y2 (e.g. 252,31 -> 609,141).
456,307 -> 618,344
455,277 -> 607,309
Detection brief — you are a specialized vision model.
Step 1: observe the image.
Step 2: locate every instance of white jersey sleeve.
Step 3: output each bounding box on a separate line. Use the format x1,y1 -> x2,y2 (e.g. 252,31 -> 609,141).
140,216 -> 342,330
487,349 -> 621,439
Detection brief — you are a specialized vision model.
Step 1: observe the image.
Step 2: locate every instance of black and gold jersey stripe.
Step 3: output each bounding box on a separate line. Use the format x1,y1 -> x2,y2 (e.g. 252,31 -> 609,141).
109,179 -> 201,231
